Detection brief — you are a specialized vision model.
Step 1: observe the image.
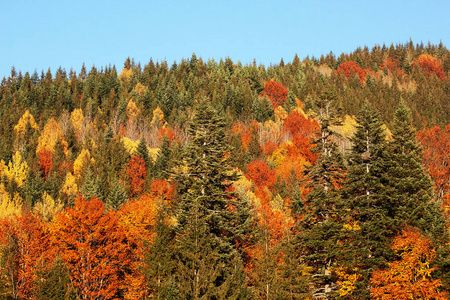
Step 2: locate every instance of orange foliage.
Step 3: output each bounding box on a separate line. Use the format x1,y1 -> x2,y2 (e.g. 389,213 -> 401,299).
282,110 -> 319,163
417,125 -> 450,203
262,140 -> 278,156
370,227 -> 447,300
414,54 -> 446,80
260,79 -> 288,109
157,127 -> 177,144
246,160 -> 276,189
380,57 -> 403,76
127,155 -> 147,197
150,179 -> 175,204
38,149 -> 53,179
336,61 -> 367,83
0,212 -> 55,299
53,196 -> 145,299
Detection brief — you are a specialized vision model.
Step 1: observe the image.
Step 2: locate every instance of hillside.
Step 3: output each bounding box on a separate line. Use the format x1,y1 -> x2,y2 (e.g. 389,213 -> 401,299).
0,42 -> 450,299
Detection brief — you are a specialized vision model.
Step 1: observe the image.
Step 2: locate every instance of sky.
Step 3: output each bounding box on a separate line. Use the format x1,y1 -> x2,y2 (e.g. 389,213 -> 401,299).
1,0 -> 450,79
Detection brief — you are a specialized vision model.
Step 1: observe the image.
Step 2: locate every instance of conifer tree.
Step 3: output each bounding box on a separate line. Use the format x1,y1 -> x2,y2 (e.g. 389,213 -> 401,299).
298,92 -> 346,298
386,100 -> 446,240
154,137 -> 171,179
339,103 -> 394,298
172,99 -> 252,299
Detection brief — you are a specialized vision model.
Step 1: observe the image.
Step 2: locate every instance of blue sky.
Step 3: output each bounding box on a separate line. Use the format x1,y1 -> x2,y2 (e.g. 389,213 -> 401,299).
1,0 -> 449,78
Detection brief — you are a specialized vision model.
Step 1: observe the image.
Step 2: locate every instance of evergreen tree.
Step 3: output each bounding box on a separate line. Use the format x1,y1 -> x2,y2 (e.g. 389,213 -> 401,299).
154,136 -> 171,179
386,100 -> 446,240
145,204 -> 178,299
339,103 -> 394,298
172,99 -> 252,299
80,168 -> 102,200
297,92 -> 346,298
136,136 -> 152,170
106,177 -> 127,210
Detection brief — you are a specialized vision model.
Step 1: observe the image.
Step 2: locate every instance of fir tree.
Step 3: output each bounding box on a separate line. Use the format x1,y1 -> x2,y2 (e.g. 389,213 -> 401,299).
339,103 -> 394,298
386,100 -> 446,240
154,136 -> 171,179
172,99 -> 252,299
298,92 -> 346,298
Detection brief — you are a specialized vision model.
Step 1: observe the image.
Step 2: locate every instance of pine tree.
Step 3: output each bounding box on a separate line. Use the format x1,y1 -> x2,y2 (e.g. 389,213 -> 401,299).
386,100 -> 446,240
298,92 -> 346,298
154,137 -> 171,179
339,103 -> 394,298
172,99 -> 252,299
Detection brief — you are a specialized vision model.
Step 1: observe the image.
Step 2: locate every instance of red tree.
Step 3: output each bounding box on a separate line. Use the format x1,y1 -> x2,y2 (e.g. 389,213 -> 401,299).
260,79 -> 288,109
53,196 -> 143,299
246,160 -> 276,189
127,155 -> 147,197
336,61 -> 367,83
414,54 -> 446,80
38,149 -> 53,179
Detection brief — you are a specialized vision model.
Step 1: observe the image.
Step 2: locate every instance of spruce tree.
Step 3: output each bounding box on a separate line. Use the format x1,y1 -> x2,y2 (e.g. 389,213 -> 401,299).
340,103 -> 394,298
172,99 -> 252,299
154,137 -> 171,179
298,92 -> 346,298
386,100 -> 446,240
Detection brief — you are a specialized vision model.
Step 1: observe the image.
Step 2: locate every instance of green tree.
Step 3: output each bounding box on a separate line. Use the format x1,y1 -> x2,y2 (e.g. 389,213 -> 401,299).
339,103 -> 394,298
298,92 -> 346,298
172,99 -> 252,299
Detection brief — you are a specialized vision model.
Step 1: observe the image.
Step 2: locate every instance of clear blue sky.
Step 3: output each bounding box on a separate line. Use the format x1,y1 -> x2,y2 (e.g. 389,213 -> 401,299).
1,0 -> 449,79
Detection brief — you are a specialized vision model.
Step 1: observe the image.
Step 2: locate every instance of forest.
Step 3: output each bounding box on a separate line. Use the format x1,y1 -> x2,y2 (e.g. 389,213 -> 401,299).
1,40 -> 450,299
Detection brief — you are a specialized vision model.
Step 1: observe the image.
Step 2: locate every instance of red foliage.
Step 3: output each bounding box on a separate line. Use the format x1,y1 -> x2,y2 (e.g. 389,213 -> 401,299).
417,125 -> 450,203
127,155 -> 147,197
246,160 -> 276,189
260,79 -> 288,109
282,110 -> 319,163
262,141 -> 278,156
414,54 -> 446,80
38,149 -> 53,179
336,61 -> 367,83
150,179 -> 175,203
0,212 -> 55,299
158,127 -> 177,144
54,196 -> 143,299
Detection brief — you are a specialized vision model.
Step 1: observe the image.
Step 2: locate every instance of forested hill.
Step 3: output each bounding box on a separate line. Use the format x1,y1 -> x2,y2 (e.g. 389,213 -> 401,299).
1,41 -> 450,299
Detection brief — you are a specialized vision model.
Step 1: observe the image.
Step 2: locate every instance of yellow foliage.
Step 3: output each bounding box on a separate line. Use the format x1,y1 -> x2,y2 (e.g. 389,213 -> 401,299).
4,152 -> 28,188
70,108 -> 84,133
134,82 -> 147,97
73,149 -> 94,180
119,68 -> 133,81
33,192 -> 63,221
0,184 -> 22,219
126,100 -> 140,120
14,110 -> 37,136
36,118 -> 64,154
274,106 -> 288,124
342,220 -> 361,231
269,146 -> 288,167
148,147 -> 160,161
150,107 -> 165,128
335,266 -> 362,297
122,137 -> 139,155
331,115 -> 358,139
61,172 -> 78,198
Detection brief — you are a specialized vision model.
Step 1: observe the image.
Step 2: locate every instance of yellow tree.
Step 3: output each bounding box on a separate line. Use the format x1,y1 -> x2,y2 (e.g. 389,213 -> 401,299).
14,110 -> 38,136
36,118 -> 64,154
370,227 -> 447,300
3,152 -> 29,188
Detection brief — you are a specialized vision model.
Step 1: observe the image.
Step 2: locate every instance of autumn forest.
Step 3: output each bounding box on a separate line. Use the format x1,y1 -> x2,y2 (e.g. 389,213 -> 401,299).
2,41 -> 450,299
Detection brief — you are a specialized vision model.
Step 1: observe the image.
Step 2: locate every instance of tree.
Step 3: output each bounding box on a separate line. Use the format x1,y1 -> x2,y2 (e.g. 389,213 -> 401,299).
414,54 -> 446,80
370,227 -> 447,300
260,79 -> 288,109
127,155 -> 147,197
172,99 -> 252,299
298,92 -> 346,298
386,101 -> 446,241
339,103 -> 394,297
336,61 -> 367,83
53,196 -> 141,299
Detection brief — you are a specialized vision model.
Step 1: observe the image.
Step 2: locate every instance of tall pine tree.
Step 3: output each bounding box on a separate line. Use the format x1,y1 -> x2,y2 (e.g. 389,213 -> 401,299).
172,99 -> 252,299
